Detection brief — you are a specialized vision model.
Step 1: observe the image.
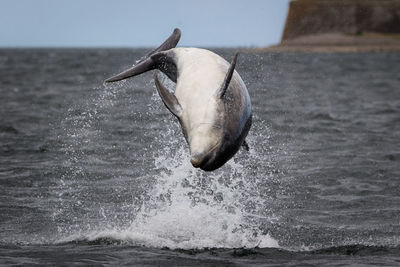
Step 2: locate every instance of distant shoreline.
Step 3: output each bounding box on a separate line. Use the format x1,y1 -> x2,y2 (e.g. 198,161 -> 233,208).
253,32 -> 400,53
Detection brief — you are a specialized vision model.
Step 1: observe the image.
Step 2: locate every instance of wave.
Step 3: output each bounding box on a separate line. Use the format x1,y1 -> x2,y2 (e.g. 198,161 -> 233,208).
0,124 -> 19,134
55,235 -> 400,258
310,244 -> 400,256
57,226 -> 278,249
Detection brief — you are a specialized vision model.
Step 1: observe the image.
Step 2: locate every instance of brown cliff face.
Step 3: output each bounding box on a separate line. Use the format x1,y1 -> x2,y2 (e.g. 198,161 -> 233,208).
282,0 -> 400,41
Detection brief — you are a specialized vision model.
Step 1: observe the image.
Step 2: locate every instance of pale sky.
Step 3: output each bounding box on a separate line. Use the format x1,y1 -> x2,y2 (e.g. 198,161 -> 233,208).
0,0 -> 291,47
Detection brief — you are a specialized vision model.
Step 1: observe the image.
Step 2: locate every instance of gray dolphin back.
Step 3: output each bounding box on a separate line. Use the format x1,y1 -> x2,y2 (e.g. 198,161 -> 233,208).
105,28 -> 181,83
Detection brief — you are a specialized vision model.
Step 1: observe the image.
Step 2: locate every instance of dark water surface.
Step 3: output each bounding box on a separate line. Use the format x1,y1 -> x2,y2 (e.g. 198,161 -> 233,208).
0,48 -> 399,266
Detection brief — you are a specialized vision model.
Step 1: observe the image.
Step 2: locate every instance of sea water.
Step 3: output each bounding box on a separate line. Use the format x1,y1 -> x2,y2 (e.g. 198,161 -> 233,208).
0,49 -> 399,265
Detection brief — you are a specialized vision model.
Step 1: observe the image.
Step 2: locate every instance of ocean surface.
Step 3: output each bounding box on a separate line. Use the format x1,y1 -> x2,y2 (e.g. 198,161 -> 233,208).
0,48 -> 399,266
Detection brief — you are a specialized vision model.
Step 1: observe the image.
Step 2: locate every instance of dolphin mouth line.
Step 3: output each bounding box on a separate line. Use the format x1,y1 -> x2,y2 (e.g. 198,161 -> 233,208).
208,141 -> 220,154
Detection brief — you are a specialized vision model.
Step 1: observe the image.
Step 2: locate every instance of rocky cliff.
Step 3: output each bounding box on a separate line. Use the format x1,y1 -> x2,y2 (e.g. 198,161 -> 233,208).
282,0 -> 400,41
257,0 -> 400,52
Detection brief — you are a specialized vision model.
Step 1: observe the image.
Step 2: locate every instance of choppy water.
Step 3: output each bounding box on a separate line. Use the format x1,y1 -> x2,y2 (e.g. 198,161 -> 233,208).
0,48 -> 399,266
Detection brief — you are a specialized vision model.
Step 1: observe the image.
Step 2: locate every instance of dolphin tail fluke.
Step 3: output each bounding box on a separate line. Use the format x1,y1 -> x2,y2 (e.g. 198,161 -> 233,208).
105,28 -> 181,83
143,28 -> 181,59
105,57 -> 156,83
154,72 -> 182,118
217,52 -> 239,98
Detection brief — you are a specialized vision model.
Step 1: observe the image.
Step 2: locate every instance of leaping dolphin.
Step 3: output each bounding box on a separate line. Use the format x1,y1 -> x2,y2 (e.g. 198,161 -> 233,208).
105,28 -> 252,171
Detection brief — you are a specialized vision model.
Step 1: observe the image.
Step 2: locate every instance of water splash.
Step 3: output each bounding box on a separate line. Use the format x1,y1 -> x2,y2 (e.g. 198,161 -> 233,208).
52,82 -> 126,237
59,146 -> 279,248
57,138 -> 279,248
123,146 -> 278,248
54,79 -> 280,249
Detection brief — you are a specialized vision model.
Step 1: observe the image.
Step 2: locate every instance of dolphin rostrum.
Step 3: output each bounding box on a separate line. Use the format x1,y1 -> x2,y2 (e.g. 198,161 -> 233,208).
105,28 -> 252,171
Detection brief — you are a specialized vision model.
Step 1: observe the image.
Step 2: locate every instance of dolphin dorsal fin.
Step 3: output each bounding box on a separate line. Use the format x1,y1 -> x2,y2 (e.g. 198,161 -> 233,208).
154,72 -> 182,118
217,52 -> 239,99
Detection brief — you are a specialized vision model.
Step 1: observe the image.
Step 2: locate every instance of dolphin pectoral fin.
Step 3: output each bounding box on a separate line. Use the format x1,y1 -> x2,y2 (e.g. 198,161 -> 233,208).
105,28 -> 181,83
217,52 -> 239,99
154,72 -> 182,118
242,140 -> 250,151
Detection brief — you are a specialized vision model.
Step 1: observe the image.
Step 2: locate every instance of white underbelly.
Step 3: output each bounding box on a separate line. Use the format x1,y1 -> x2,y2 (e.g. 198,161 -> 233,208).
173,47 -> 229,128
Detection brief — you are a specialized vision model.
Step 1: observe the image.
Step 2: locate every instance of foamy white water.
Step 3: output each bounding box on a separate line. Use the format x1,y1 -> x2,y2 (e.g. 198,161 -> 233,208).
58,143 -> 279,249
